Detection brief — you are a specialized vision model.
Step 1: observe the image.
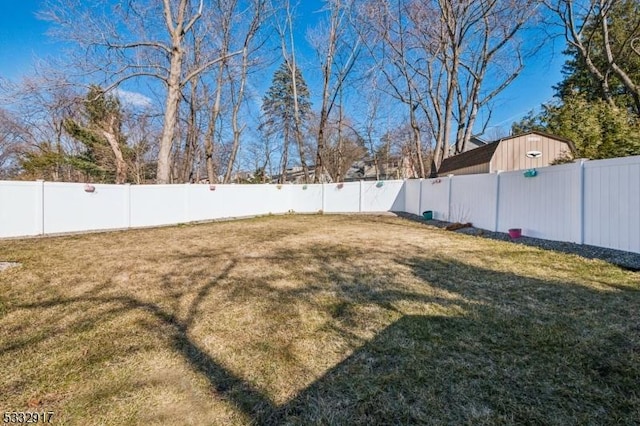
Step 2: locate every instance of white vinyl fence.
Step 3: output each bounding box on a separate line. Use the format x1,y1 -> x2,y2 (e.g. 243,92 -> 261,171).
404,156 -> 640,253
2,155 -> 639,253
0,180 -> 405,238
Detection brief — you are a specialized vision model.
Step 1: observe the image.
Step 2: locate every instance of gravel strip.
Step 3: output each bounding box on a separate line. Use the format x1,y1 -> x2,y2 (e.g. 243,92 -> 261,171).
394,212 -> 640,271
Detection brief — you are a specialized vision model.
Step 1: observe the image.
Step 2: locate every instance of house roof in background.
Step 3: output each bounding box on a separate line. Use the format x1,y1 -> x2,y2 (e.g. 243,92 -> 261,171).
469,136 -> 487,147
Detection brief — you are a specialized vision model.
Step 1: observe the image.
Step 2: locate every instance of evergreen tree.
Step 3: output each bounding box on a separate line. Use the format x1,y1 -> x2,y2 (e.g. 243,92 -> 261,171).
512,96 -> 640,160
261,63 -> 311,183
63,86 -> 130,183
512,1 -> 640,159
548,95 -> 640,159
510,109 -> 550,135
554,0 -> 640,116
19,141 -> 69,181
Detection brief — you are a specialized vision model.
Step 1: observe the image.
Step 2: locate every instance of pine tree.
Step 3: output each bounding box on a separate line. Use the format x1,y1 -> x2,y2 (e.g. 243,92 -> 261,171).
63,86 -> 130,183
511,1 -> 640,159
512,95 -> 640,160
261,63 -> 311,183
554,0 -> 640,116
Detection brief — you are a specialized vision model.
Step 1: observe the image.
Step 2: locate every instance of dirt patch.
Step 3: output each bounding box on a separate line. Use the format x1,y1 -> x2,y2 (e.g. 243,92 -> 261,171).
0,262 -> 20,271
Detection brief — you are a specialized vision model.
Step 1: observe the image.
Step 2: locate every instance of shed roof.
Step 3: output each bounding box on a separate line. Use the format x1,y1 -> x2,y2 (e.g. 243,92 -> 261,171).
438,131 -> 575,175
438,142 -> 499,174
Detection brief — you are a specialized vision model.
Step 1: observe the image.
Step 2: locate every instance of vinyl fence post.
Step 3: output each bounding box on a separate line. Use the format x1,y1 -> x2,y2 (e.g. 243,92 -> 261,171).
321,182 -> 326,213
359,180 -> 364,213
418,178 -> 423,216
447,175 -> 453,222
184,183 -> 190,223
36,179 -> 44,235
494,172 -> 502,232
577,160 -> 586,244
124,183 -> 131,229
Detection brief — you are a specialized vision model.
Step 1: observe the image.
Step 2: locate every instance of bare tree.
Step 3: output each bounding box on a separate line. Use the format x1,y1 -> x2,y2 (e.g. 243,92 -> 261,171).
41,0 -> 244,183
544,0 -> 640,115
2,74 -> 159,183
308,0 -> 362,182
125,111 -> 158,184
0,108 -> 27,178
359,0 -> 536,173
223,0 -> 267,183
243,118 -> 280,181
359,87 -> 383,180
358,0 -> 428,177
415,0 -> 535,157
199,1 -> 239,184
319,112 -> 367,182
0,76 -> 82,181
178,30 -> 207,184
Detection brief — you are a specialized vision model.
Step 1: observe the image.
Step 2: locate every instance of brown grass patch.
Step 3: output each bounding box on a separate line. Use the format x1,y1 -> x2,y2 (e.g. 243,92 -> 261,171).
1,214 -> 639,424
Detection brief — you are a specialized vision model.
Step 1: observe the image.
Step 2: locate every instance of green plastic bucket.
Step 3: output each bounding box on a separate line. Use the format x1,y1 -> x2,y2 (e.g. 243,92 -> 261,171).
423,210 -> 433,220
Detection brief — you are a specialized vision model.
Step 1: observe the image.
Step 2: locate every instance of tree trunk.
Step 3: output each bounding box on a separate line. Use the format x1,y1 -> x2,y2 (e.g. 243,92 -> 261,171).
225,42 -> 252,184
204,61 -> 226,184
599,2 -> 640,116
409,107 -> 425,178
280,127 -> 289,184
316,110 -> 329,182
181,81 -> 199,183
223,115 -> 241,184
314,3 -> 337,184
157,51 -> 184,184
101,127 -> 127,184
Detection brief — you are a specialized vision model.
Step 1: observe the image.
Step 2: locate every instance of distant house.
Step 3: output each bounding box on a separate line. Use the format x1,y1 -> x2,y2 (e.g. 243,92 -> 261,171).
448,136 -> 487,156
344,156 -> 417,182
464,136 -> 488,152
438,131 -> 575,176
271,166 -> 314,184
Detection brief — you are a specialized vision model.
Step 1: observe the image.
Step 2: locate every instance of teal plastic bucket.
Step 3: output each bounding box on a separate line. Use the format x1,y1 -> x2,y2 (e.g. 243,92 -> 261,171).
423,211 -> 433,220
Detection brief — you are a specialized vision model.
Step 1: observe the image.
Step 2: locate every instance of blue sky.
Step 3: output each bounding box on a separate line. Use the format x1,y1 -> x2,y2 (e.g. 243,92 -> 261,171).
0,0 -> 51,80
0,0 -> 567,137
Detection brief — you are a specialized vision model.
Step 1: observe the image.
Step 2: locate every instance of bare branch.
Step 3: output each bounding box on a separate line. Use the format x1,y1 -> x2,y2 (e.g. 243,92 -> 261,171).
181,49 -> 243,86
105,41 -> 171,55
183,0 -> 204,34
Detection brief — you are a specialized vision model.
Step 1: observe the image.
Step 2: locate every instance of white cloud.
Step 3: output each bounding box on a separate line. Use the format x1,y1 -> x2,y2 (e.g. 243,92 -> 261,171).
113,88 -> 153,108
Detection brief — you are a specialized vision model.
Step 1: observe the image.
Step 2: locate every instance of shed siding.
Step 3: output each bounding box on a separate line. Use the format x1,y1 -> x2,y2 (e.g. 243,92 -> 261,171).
490,134 -> 571,172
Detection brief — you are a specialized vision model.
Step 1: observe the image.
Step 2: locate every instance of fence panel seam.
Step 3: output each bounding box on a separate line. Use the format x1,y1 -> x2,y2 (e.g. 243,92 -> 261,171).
418,179 -> 423,216
36,180 -> 45,235
579,160 -> 585,245
494,172 -> 501,232
447,176 -> 453,222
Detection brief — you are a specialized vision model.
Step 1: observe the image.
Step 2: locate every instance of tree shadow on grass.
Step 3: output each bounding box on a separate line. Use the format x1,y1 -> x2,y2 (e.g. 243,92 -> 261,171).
263,255 -> 640,425
4,246 -> 640,424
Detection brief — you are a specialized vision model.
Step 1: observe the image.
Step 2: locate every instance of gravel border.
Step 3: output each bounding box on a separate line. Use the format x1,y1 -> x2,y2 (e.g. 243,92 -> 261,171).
394,212 -> 640,272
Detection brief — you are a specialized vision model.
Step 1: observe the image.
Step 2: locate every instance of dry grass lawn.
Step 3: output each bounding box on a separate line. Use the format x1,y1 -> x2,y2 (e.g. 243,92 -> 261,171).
1,214 -> 639,425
